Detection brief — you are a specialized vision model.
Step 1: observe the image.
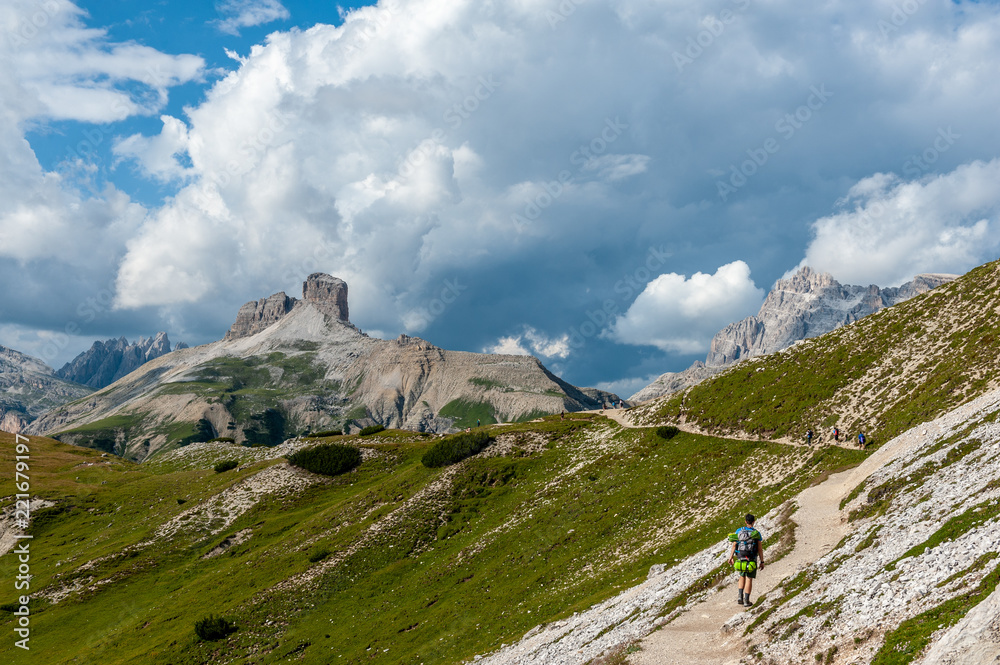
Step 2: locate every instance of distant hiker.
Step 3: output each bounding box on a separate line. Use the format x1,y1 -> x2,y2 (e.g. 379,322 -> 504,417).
728,514 -> 765,607
477,419 -> 481,428
833,426 -> 840,442
806,429 -> 814,446
858,431 -> 867,449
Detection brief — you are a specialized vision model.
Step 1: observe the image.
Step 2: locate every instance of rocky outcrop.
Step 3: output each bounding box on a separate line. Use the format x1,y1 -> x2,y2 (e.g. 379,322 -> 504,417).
224,292 -> 296,340
631,268 -> 956,401
224,274 -> 350,341
704,267 -> 956,367
302,273 -> 349,321
57,332 -> 182,389
32,274 -> 621,459
0,345 -> 92,432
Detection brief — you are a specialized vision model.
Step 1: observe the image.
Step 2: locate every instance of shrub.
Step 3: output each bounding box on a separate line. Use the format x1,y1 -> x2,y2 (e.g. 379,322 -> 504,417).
176,498 -> 187,505
207,436 -> 235,443
656,426 -> 680,440
194,614 -> 237,641
213,460 -> 239,473
422,431 -> 494,468
287,443 -> 362,477
308,548 -> 331,563
305,429 -> 342,438
359,424 -> 386,437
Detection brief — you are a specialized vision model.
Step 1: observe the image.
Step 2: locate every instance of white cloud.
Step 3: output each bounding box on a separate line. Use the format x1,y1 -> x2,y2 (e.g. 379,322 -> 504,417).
800,159 -> 1000,286
114,116 -> 192,182
485,327 -> 571,360
609,261 -> 765,353
215,0 -> 290,35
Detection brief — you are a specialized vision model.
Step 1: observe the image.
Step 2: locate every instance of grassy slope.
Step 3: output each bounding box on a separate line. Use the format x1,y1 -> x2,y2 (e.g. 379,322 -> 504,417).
636,259 -> 1000,444
0,420 -> 863,664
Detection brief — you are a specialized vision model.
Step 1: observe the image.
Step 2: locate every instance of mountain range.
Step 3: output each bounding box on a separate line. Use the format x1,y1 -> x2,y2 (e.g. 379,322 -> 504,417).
4,258 -> 1000,665
631,267 -> 956,402
29,273 -> 620,460
56,332 -> 187,389
0,345 -> 92,433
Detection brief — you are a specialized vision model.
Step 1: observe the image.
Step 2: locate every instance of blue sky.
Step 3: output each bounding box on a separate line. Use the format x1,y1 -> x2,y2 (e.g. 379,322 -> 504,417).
2,0 -> 1000,398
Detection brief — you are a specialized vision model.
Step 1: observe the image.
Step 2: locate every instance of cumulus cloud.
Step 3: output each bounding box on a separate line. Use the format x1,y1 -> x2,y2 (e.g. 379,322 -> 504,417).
485,327 -> 571,360
0,0 -> 202,264
609,261 -> 764,353
800,159 -> 1000,286
9,0 -> 1000,389
215,0 -> 290,35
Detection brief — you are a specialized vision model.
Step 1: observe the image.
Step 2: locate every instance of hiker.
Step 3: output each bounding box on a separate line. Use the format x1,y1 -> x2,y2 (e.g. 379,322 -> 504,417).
727,514 -> 765,607
858,431 -> 867,449
477,419 -> 481,428
806,429 -> 814,446
832,426 -> 840,442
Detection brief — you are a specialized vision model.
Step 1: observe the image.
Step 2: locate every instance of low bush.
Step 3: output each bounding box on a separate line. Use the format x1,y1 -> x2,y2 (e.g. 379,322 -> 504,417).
656,426 -> 680,440
287,443 -> 362,477
422,431 -> 494,468
176,498 -> 187,505
213,460 -> 239,473
305,429 -> 343,438
194,614 -> 237,641
359,424 -> 386,436
308,548 -> 331,563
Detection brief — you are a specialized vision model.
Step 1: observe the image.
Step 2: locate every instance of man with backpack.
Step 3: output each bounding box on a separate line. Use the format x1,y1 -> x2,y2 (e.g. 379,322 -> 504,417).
727,514 -> 765,607
858,431 -> 867,449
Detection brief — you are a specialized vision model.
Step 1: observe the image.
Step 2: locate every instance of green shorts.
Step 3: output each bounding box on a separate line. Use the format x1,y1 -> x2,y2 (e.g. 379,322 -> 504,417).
734,560 -> 757,578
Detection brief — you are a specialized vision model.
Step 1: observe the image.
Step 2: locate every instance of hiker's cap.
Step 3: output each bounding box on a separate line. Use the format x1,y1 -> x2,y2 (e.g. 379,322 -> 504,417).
745,513 -> 755,524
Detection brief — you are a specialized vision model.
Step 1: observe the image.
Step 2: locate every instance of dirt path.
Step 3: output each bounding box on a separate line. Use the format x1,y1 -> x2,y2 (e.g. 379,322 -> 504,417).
590,408 -> 860,451
627,420 -> 937,664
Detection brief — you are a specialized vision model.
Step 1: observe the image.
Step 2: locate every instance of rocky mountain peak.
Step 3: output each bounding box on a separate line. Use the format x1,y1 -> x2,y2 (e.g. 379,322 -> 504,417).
224,274 -> 352,341
57,332 -> 183,389
224,292 -> 297,341
774,265 -> 838,292
302,273 -> 349,321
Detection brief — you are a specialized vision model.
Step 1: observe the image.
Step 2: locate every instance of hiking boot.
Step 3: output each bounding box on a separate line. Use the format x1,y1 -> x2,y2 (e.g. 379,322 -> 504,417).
737,591 -> 744,605
743,597 -> 753,608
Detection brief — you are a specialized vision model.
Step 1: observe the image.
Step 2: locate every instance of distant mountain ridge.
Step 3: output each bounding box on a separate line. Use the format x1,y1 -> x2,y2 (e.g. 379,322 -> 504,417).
631,267 -> 956,402
31,273 -> 620,460
57,332 -> 187,389
0,345 -> 92,432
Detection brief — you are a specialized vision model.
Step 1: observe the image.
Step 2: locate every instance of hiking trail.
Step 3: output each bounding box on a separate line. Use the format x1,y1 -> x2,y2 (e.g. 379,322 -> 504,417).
626,413 -> 939,664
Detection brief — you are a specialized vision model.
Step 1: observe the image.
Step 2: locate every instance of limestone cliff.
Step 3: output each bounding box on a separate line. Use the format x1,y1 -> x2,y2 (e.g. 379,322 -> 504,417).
32,274 -> 619,460
632,268 -> 956,401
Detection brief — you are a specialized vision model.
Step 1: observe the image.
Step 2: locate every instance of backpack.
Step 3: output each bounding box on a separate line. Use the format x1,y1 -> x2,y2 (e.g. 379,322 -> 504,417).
734,527 -> 760,561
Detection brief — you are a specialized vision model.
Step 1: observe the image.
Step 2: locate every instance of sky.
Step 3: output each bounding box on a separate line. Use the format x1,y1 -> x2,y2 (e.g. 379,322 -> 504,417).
2,0 -> 1000,398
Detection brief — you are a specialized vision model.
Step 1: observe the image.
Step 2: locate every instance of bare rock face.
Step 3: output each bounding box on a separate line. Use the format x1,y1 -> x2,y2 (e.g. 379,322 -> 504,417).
632,267 -> 956,401
224,292 -> 297,341
57,331 -> 181,389
705,267 -> 957,367
0,345 -> 92,432
302,273 -> 349,322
